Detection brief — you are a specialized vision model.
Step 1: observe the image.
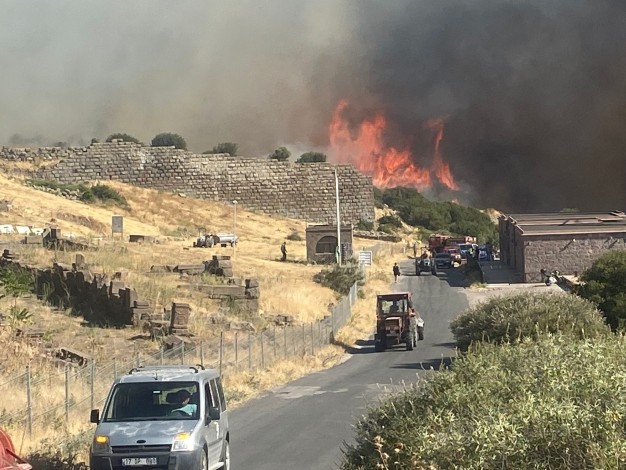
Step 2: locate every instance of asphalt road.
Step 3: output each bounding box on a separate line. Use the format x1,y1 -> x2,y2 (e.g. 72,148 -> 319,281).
229,259 -> 470,470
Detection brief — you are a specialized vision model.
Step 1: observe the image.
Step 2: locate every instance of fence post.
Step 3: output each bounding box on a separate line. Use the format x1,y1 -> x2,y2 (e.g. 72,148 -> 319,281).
160,346 -> 164,365
302,324 -> 306,356
65,365 -> 70,424
219,332 -> 224,375
261,334 -> 265,369
283,327 -> 287,359
248,331 -> 252,369
310,322 -> 315,355
235,332 -> 239,370
90,360 -> 95,411
26,367 -> 32,436
331,309 -> 336,340
200,342 -> 205,368
318,321 -> 322,347
181,341 -> 185,365
273,326 -> 277,359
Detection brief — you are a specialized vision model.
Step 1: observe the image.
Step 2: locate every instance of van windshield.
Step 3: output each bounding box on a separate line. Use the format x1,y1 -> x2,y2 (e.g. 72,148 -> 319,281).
103,382 -> 199,422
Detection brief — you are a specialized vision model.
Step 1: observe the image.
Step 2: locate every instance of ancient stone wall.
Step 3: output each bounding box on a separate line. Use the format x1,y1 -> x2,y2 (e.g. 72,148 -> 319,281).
0,142 -> 375,224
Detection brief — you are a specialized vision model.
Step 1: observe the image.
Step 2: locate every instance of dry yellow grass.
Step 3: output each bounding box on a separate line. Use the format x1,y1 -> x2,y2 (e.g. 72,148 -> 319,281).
0,170 -> 407,455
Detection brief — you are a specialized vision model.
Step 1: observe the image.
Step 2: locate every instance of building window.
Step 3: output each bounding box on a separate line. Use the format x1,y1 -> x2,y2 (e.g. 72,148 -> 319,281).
316,236 -> 338,254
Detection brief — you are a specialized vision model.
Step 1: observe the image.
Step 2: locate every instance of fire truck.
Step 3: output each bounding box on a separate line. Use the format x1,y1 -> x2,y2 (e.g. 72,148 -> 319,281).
428,234 -> 476,254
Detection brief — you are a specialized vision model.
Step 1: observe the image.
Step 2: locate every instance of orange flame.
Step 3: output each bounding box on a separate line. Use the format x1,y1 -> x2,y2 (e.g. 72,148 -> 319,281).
328,100 -> 457,191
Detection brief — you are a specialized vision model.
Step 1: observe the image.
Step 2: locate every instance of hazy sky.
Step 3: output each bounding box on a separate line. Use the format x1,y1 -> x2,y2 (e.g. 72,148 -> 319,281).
2,1 -> 626,211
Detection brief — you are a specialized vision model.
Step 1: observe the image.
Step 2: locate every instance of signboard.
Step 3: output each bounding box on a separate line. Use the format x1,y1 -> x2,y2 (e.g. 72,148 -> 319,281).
111,216 -> 124,236
359,250 -> 373,266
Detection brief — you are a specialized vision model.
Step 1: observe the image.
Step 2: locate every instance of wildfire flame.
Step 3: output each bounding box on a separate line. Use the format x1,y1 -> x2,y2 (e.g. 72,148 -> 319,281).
328,100 -> 458,191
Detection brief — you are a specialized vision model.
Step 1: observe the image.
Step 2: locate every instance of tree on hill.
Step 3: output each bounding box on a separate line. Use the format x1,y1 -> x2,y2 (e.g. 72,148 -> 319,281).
105,133 -> 142,144
296,152 -> 327,163
376,187 -> 498,244
206,142 -> 238,156
151,133 -> 187,150
268,146 -> 291,161
576,250 -> 626,330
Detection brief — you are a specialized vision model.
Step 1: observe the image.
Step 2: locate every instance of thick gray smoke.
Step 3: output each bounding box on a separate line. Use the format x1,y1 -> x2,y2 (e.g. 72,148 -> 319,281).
343,0 -> 626,212
2,1 -> 626,212
0,1 -> 355,154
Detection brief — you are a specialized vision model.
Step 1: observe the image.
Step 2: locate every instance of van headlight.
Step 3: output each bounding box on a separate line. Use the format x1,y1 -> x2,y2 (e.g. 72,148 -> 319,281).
92,435 -> 111,454
172,432 -> 194,452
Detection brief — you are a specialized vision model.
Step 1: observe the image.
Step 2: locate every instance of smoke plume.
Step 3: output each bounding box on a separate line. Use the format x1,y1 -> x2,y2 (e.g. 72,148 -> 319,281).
2,0 -> 626,212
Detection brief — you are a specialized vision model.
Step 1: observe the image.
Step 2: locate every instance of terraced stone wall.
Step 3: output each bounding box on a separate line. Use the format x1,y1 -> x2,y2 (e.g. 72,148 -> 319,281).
0,142 -> 375,224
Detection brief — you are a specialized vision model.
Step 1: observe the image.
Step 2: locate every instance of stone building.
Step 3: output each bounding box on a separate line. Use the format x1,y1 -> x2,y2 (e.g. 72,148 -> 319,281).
499,211 -> 626,282
305,224 -> 354,264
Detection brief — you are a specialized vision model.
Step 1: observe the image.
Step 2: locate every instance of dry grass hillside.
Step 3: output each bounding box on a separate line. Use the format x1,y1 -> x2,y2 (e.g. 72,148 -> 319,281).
0,171 -> 405,455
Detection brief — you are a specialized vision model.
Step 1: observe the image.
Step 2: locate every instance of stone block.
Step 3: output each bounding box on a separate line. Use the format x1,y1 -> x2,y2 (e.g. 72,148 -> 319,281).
209,285 -> 246,298
109,281 -> 126,297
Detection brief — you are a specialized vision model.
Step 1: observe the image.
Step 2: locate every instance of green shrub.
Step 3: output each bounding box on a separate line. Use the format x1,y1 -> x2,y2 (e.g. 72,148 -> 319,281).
208,142 -> 238,155
377,214 -> 402,228
286,231 -> 302,241
376,186 -> 498,244
78,184 -> 129,209
342,334 -> 626,470
355,219 -> 374,231
296,152 -> 327,163
151,132 -> 187,150
313,262 -> 364,296
450,292 -> 609,351
268,146 -> 291,161
576,250 -> 626,330
105,133 -> 141,144
26,178 -> 88,193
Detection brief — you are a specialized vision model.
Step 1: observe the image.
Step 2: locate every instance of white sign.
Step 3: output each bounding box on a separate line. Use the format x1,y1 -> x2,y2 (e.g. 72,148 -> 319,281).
112,215 -> 124,235
359,250 -> 373,266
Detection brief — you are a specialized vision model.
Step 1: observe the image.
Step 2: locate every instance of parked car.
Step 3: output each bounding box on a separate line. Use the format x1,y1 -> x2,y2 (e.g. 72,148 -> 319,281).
434,253 -> 453,269
443,247 -> 462,264
90,365 -> 230,470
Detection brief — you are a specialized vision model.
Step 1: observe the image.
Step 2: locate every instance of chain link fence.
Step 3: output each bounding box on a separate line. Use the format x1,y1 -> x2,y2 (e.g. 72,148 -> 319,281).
0,282 -> 360,438
0,242 -> 403,438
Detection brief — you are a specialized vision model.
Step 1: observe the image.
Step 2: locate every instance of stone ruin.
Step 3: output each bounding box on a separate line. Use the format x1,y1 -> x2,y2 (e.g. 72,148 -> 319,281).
150,255 -> 234,278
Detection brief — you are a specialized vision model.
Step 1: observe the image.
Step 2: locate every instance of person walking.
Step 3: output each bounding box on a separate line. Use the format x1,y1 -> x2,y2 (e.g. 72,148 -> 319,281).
393,262 -> 400,283
280,241 -> 287,262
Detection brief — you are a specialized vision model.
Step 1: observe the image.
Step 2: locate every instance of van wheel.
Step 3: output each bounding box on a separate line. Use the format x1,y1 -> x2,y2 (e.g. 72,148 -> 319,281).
200,447 -> 209,470
220,441 -> 230,470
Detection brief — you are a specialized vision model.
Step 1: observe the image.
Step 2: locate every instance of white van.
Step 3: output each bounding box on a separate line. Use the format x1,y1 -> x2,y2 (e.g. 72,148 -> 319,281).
89,365 -> 230,470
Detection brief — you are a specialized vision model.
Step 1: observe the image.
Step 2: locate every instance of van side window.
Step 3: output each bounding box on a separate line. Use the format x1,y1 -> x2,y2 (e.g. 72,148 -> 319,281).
209,379 -> 220,411
216,378 -> 226,411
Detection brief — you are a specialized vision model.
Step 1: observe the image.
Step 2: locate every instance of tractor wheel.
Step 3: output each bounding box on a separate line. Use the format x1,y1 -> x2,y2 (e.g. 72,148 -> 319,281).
374,334 -> 386,352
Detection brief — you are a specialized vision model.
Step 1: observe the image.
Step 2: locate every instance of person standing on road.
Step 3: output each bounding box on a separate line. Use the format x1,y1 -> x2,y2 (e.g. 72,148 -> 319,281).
281,242 -> 287,262
393,262 -> 400,283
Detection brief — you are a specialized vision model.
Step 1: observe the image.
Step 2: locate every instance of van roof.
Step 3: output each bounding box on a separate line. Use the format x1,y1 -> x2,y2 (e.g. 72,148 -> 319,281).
116,365 -> 220,384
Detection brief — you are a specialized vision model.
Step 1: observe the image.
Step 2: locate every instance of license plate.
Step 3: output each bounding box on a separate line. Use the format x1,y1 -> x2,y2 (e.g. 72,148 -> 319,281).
122,457 -> 158,466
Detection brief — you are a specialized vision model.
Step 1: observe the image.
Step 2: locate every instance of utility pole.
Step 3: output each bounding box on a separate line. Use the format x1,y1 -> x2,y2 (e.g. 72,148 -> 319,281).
232,200 -> 238,257
335,168 -> 342,265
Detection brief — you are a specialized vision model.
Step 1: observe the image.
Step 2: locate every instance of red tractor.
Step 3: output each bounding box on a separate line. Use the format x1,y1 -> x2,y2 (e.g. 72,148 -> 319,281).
0,429 -> 31,470
374,292 -> 418,352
